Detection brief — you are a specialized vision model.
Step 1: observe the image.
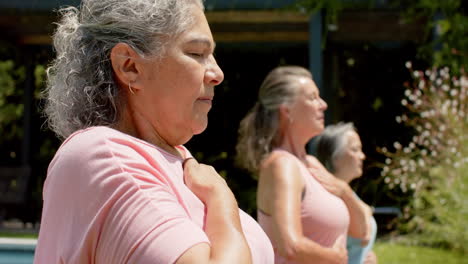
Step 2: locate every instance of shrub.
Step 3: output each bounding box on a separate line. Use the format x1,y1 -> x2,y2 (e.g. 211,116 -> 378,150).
378,62 -> 467,252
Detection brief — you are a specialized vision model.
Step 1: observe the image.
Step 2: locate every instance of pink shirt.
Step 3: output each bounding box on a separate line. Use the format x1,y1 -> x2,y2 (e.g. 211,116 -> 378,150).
34,126 -> 274,264
257,149 -> 349,264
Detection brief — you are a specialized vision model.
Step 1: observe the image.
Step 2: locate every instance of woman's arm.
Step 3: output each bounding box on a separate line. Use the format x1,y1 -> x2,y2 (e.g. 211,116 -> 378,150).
306,156 -> 371,242
176,158 -> 252,264
258,154 -> 347,264
340,186 -> 372,243
358,200 -> 374,246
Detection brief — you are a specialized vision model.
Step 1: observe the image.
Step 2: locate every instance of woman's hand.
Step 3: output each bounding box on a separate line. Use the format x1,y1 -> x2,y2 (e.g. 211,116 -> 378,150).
364,251 -> 377,264
306,155 -> 371,241
183,158 -> 234,204
330,235 -> 348,264
178,158 -> 252,264
308,166 -> 349,198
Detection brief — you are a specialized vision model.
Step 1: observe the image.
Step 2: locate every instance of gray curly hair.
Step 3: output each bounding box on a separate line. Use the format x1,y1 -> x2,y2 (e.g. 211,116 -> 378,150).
44,0 -> 204,139
236,66 -> 313,174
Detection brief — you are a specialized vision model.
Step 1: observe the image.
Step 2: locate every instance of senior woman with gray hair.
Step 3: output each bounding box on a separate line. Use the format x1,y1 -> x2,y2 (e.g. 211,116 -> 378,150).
34,0 -> 274,263
315,122 -> 378,264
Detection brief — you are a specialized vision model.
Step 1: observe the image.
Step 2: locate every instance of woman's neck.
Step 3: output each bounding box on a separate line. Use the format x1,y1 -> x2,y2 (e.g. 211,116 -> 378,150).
334,170 -> 353,183
115,108 -> 184,159
278,134 -> 308,163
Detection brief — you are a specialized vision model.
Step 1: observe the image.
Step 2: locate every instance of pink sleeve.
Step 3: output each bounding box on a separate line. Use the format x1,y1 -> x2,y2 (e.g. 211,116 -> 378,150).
95,179 -> 209,264
37,130 -> 209,264
93,140 -> 210,263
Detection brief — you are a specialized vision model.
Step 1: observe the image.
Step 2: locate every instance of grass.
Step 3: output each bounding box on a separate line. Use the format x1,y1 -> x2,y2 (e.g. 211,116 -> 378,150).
374,241 -> 466,264
0,231 -> 38,239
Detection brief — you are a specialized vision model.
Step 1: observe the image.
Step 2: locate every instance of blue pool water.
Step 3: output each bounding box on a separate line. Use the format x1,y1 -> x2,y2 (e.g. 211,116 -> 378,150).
0,238 -> 35,264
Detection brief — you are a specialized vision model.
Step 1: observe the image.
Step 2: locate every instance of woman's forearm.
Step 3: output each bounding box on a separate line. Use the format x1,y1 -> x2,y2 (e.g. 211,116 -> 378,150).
279,236 -> 347,264
181,159 -> 252,264
340,186 -> 370,240
204,191 -> 252,264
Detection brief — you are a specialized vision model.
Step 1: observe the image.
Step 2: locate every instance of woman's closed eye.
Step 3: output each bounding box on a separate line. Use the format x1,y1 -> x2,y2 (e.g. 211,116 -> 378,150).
188,52 -> 204,58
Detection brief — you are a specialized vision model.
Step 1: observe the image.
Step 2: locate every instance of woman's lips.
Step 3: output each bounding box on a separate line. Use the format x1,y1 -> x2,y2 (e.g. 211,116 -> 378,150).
197,96 -> 213,105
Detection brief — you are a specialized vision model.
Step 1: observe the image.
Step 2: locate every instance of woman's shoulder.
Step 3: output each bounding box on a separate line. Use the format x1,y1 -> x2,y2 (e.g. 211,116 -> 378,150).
61,126 -> 125,147
259,149 -> 304,183
61,126 -> 169,155
54,126 -> 167,166
261,149 -> 300,169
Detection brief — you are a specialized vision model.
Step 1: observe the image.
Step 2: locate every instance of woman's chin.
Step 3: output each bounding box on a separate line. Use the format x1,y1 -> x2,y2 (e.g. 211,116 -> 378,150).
191,119 -> 208,135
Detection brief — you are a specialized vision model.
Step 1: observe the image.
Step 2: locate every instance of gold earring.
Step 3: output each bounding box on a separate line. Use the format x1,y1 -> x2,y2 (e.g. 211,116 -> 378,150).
128,82 -> 135,95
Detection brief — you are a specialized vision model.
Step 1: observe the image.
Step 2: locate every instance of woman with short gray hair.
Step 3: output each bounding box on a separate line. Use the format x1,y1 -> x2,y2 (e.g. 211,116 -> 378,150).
34,1 -> 274,263
315,122 -> 378,264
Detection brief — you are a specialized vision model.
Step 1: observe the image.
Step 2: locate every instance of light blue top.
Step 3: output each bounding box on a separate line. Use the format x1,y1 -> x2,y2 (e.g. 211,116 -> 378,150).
346,198 -> 377,264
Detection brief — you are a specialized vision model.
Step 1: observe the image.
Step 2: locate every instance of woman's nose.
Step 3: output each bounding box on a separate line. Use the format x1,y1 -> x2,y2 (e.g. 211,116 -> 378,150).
320,98 -> 328,110
205,55 -> 224,86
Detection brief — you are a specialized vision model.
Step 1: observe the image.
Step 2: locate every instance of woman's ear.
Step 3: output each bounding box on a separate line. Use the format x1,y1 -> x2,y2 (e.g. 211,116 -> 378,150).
110,43 -> 142,90
279,104 -> 291,123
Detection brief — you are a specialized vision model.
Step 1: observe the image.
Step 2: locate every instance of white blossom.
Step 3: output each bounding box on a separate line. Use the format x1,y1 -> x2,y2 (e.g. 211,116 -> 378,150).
419,80 -> 425,89
418,159 -> 425,166
422,131 -> 430,138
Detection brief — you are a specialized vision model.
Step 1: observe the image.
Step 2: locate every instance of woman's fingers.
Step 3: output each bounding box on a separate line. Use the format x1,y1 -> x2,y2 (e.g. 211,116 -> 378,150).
183,158 -> 230,203
332,235 -> 348,264
182,157 -> 196,169
332,234 -> 346,249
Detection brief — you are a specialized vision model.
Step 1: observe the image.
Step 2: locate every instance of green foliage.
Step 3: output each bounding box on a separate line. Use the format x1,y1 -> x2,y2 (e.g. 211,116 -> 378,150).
378,63 -> 468,252
0,60 -> 25,142
0,54 -> 58,222
392,0 -> 468,73
374,241 -> 466,264
402,162 -> 468,253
